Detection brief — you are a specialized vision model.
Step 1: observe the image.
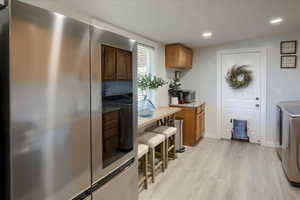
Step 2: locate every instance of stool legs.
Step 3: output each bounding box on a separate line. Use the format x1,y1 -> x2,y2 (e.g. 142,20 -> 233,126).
165,137 -> 169,169
165,135 -> 177,169
149,141 -> 166,183
138,153 -> 149,190
171,135 -> 177,159
144,153 -> 148,189
161,141 -> 165,172
150,147 -> 155,183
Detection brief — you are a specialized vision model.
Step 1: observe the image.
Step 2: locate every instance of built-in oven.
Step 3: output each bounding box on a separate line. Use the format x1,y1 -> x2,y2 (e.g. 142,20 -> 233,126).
90,26 -> 137,191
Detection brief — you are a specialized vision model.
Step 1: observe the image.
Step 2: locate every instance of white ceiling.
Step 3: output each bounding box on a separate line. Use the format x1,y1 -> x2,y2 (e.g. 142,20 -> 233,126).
56,0 -> 300,48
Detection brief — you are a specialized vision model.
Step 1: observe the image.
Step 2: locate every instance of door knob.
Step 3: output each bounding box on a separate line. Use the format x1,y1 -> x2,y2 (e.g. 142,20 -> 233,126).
256,97 -> 260,100
255,104 -> 260,108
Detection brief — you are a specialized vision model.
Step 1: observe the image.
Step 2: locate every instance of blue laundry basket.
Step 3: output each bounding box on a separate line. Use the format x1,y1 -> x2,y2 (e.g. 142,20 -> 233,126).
231,119 -> 249,141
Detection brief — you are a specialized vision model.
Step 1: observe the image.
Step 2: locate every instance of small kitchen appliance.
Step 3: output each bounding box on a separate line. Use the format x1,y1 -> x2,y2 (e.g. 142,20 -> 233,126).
182,90 -> 196,104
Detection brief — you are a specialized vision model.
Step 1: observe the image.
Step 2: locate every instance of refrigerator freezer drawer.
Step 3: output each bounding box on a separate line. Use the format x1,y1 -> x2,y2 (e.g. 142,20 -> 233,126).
92,163 -> 138,200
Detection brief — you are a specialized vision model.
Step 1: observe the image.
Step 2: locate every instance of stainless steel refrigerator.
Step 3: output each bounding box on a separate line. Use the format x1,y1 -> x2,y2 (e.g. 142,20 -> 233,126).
277,101 -> 300,186
0,1 -> 138,199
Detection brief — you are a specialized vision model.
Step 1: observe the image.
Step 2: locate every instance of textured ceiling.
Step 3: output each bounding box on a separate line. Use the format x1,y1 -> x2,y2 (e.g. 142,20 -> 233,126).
54,0 -> 300,48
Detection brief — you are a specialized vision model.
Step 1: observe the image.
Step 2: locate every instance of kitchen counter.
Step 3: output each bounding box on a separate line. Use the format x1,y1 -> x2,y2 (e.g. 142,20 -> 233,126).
170,101 -> 205,108
138,107 -> 181,129
170,102 -> 206,146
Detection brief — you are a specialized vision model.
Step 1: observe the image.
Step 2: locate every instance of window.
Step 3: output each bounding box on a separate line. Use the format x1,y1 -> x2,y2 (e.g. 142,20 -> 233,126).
137,44 -> 155,102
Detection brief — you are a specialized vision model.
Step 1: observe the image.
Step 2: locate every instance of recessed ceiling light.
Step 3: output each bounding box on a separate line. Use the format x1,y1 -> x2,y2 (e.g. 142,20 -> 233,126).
270,18 -> 283,25
202,32 -> 212,38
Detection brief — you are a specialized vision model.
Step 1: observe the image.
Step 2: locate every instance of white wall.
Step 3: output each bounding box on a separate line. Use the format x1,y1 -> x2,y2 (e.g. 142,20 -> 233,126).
181,31 -> 300,146
19,0 -> 170,107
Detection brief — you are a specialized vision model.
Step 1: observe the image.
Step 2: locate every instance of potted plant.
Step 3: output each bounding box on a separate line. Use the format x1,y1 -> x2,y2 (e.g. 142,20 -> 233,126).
168,79 -> 181,104
168,79 -> 181,96
137,73 -> 167,117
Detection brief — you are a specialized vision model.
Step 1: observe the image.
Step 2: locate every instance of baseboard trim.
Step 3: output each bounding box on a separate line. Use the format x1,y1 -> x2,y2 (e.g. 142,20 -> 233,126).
262,141 -> 277,148
204,133 -> 277,148
204,132 -> 221,139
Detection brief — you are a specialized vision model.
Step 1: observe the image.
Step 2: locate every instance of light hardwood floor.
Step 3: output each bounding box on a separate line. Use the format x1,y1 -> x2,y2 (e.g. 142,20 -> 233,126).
139,138 -> 300,200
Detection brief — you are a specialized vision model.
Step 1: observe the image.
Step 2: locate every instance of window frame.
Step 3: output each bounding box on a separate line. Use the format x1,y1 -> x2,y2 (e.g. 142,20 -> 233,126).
137,43 -> 155,103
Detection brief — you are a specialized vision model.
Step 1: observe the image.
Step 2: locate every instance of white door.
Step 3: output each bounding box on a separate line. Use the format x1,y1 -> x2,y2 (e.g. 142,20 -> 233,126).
219,49 -> 266,144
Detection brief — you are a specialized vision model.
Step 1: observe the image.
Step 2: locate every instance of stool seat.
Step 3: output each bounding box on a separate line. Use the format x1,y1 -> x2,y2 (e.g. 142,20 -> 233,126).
138,144 -> 149,159
152,126 -> 177,138
139,132 -> 165,148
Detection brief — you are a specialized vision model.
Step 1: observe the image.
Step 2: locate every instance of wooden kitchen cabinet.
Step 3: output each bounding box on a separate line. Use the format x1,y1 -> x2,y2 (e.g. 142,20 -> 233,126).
171,103 -> 205,146
116,49 -> 127,80
102,45 -> 117,81
102,45 -> 132,81
165,44 -> 193,69
116,49 -> 132,80
125,51 -> 133,80
103,110 -> 120,156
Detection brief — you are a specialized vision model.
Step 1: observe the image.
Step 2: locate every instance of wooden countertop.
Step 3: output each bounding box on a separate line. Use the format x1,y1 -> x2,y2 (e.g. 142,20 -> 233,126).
138,107 -> 181,129
170,101 -> 205,108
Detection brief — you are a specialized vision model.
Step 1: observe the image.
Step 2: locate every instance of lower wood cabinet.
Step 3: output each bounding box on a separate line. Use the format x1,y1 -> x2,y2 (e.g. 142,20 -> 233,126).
103,110 -> 119,158
171,103 -> 205,146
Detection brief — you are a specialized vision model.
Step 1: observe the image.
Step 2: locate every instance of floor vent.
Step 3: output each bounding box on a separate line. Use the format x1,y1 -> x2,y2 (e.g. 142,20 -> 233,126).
231,119 -> 249,142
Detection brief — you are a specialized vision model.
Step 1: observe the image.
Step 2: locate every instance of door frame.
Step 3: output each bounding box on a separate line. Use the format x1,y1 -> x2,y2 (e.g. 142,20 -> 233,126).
216,48 -> 267,145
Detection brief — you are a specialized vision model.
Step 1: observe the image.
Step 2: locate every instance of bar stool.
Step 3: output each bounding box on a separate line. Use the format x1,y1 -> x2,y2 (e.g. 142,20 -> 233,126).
152,126 -> 177,169
138,144 -> 149,190
139,132 -> 165,183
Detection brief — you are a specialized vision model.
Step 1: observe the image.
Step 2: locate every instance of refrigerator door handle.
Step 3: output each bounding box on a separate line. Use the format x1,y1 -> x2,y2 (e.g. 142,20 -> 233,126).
90,29 -> 104,179
288,119 -> 291,147
297,131 -> 300,173
279,109 -> 282,146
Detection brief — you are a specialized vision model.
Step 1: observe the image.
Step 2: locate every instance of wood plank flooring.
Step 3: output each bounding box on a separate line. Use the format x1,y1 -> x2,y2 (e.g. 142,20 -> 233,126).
139,138 -> 300,200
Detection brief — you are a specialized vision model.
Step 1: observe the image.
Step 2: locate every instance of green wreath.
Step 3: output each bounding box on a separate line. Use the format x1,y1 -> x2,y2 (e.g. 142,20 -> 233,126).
226,65 -> 252,89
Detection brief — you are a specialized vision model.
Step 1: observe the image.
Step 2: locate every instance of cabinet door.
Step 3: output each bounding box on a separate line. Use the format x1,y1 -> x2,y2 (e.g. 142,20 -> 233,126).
126,51 -> 133,80
196,113 -> 201,140
174,107 -> 197,146
116,49 -> 129,80
165,44 -> 193,69
102,45 -> 116,80
186,48 -> 193,67
200,111 -> 205,135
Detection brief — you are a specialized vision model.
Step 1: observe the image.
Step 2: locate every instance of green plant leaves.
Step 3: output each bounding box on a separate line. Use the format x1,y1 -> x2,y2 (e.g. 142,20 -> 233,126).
137,73 -> 168,91
168,79 -> 181,96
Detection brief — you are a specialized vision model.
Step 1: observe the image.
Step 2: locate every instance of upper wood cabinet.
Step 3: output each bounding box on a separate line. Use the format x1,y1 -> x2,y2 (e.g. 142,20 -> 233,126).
165,44 -> 193,69
116,49 -> 132,80
116,49 -> 128,80
125,51 -> 133,80
102,45 -> 117,81
102,45 -> 132,81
